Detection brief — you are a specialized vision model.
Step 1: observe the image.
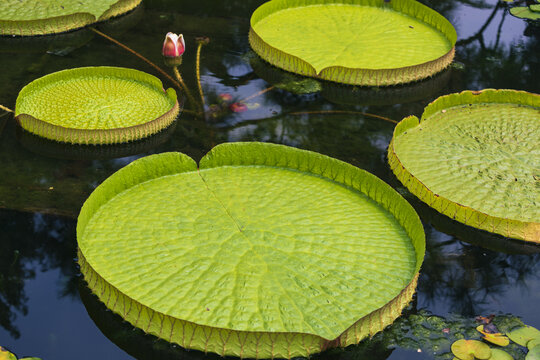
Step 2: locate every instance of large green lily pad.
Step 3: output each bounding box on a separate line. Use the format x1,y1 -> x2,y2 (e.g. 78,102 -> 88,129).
15,66 -> 179,145
0,0 -> 142,36
388,89 -> 540,242
77,142 -> 425,358
249,0 -> 457,86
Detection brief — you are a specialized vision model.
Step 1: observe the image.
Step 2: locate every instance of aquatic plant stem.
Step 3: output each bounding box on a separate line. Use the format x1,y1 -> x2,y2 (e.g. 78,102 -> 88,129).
89,28 -> 184,92
195,42 -> 205,109
239,85 -> 276,103
0,104 -> 14,113
173,66 -> 200,113
289,110 -> 397,124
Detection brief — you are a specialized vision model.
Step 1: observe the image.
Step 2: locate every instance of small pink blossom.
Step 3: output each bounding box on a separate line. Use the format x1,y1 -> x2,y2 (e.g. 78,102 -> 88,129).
162,32 -> 185,57
230,102 -> 248,113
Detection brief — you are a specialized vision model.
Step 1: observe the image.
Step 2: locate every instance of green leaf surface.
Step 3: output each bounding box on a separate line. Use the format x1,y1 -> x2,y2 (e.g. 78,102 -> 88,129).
530,338 -> 540,350
507,326 -> 540,347
389,89 -> 540,242
451,339 -> 491,360
490,349 -> 514,360
527,345 -> 540,360
249,0 -> 456,85
0,0 -> 142,36
15,66 -> 178,144
78,142 -> 424,358
510,6 -> 540,20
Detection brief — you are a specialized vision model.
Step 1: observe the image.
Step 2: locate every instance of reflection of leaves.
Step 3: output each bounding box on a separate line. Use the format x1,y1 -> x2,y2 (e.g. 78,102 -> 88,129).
0,211 -> 77,339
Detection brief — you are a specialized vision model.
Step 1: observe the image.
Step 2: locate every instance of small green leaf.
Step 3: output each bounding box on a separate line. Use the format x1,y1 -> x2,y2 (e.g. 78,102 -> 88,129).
510,6 -> 540,20
529,338 -> 540,350
451,339 -> 492,360
526,345 -> 540,360
507,326 -> 540,347
490,349 -> 514,360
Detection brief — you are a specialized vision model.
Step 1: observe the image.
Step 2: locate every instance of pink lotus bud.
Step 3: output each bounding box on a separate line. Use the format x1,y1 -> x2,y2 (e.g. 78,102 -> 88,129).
230,102 -> 248,113
162,32 -> 185,57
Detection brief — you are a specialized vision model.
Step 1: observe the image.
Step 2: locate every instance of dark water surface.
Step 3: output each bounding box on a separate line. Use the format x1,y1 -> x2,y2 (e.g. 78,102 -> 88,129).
0,1 -> 539,359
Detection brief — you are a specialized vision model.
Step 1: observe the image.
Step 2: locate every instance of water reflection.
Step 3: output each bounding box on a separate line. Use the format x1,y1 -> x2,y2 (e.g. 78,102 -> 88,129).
0,0 -> 539,358
0,211 -> 77,339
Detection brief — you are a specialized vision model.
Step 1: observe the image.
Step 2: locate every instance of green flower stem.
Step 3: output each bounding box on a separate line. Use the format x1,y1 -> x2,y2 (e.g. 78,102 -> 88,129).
173,66 -> 200,113
195,42 -> 206,109
0,104 -> 14,113
90,28 -> 185,95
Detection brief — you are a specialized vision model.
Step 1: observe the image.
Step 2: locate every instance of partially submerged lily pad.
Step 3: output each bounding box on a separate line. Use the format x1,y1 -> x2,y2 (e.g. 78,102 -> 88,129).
388,89 -> 540,242
249,0 -> 457,86
0,0 -> 142,36
507,326 -> 540,347
78,142 -> 425,358
15,67 -> 179,145
490,349 -> 513,360
451,339 -> 492,360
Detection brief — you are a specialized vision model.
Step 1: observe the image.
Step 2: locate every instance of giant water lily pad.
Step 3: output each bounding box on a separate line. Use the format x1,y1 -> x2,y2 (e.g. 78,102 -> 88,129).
388,89 -> 540,242
15,66 -> 179,145
0,0 -> 142,36
77,142 -> 425,358
249,0 -> 457,86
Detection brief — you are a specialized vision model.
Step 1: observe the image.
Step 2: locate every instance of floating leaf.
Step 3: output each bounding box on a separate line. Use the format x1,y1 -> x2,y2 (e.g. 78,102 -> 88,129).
477,325 -> 510,346
490,349 -> 513,360
527,345 -> 540,360
507,326 -> 540,347
388,89 -> 540,243
510,6 -> 540,20
451,339 -> 492,360
77,142 -> 425,359
249,0 -> 457,86
529,338 -> 540,350
0,0 -> 142,36
15,67 -> 179,145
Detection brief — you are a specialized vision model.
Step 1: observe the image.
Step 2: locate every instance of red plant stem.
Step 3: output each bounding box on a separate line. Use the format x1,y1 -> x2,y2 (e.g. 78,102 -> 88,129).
289,110 -> 397,124
238,85 -> 276,103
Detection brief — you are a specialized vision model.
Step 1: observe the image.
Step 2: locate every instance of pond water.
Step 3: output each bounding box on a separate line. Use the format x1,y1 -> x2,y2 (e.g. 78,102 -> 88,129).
0,0 -> 539,359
